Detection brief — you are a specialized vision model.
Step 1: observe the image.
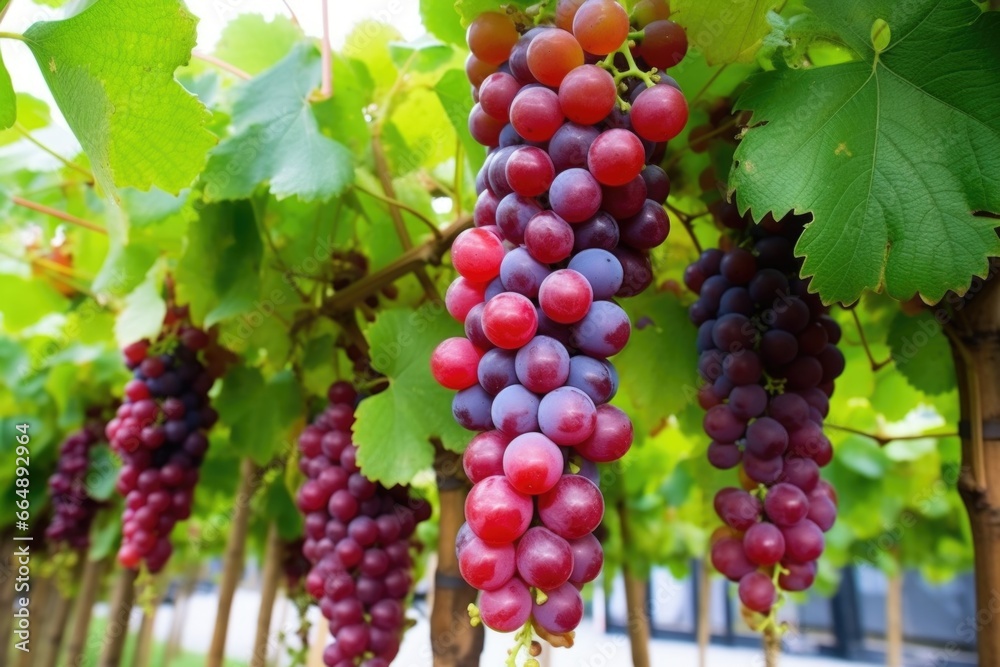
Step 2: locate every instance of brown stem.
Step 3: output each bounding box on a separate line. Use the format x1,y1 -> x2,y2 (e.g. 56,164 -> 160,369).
35,558 -> 84,667
763,627 -> 781,667
946,266 -> 1000,667
161,562 -> 200,667
15,124 -> 95,182
664,201 -> 704,254
99,568 -> 139,667
66,557 -> 110,667
250,524 -> 284,667
131,605 -> 158,667
886,571 -> 903,667
319,0 -> 332,99
696,562 -> 711,667
371,133 -> 441,303
618,501 -> 651,667
192,51 -> 252,80
824,422 -> 958,446
323,215 -> 472,314
207,459 -> 261,667
850,308 -> 893,371
15,573 -> 52,667
353,184 -> 443,240
431,448 -> 484,667
12,196 -> 107,234
0,538 -> 15,664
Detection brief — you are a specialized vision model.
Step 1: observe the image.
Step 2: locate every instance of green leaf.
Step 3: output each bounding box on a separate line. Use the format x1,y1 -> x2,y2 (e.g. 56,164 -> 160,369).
215,365 -> 304,465
0,49 -> 15,130
85,444 -> 119,501
213,14 -> 304,75
434,68 -> 484,173
836,436 -> 889,478
175,200 -> 263,327
614,291 -> 700,433
870,18 -> 891,54
354,305 -> 469,486
114,263 -> 166,346
887,311 -> 956,395
421,0 -> 467,46
671,0 -> 781,64
0,94 -> 51,146
732,0 -> 1000,304
23,0 -> 216,197
202,44 -> 352,202
0,275 -> 66,330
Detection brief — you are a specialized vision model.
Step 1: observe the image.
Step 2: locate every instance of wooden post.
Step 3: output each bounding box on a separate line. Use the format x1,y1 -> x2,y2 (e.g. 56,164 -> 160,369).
696,562 -> 711,667
207,459 -> 260,667
161,563 -> 199,667
886,572 -> 903,667
618,501 -> 651,667
946,265 -> 1000,667
431,449 -> 484,667
131,606 -> 158,667
99,568 -> 139,667
36,559 -> 83,667
250,525 -> 283,667
66,557 -> 109,667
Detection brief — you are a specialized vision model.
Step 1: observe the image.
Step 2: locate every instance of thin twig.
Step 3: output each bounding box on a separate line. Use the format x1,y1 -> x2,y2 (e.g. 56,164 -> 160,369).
850,308 -> 893,371
825,422 -> 959,446
0,31 -> 26,42
280,0 -> 301,26
691,64 -> 729,105
319,0 -> 332,99
353,184 -> 443,240
664,201 -> 703,254
371,133 -> 441,302
323,215 -> 472,314
192,51 -> 251,80
15,124 -> 94,182
12,196 -> 107,235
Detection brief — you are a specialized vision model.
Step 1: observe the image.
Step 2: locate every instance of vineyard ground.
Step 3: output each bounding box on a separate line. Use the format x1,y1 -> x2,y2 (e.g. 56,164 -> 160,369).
88,587 -> 881,667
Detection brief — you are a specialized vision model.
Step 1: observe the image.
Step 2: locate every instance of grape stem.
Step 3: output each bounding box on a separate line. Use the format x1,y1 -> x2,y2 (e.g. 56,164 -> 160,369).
599,39 -> 658,110
825,422 -> 958,446
191,51 -> 251,80
11,195 -> 107,235
504,619 -> 537,667
0,31 -> 26,42
848,308 -> 893,371
352,183 -> 443,240
319,0 -> 332,99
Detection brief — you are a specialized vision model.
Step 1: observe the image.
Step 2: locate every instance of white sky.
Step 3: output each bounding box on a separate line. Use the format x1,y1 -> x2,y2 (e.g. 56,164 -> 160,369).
0,0 -> 425,146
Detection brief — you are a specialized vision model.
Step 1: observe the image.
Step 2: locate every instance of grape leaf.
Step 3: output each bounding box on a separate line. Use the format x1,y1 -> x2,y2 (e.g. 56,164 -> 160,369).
420,0 -> 467,46
0,275 -> 66,331
23,0 -> 216,198
0,95 -> 52,147
114,264 -> 166,346
887,310 -> 956,396
85,444 -> 119,501
213,14 -> 303,75
732,0 -> 1000,304
0,50 -> 14,130
434,68 -> 484,172
614,291 -> 699,434
175,200 -> 263,328
671,0 -> 781,64
353,305 -> 469,486
201,44 -> 352,203
215,365 -> 304,466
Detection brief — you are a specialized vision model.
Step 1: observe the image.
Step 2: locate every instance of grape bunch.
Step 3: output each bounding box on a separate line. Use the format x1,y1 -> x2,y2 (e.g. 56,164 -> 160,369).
296,381 -> 431,667
685,215 -> 844,618
105,305 -> 220,573
435,0 -> 687,641
45,411 -> 110,549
